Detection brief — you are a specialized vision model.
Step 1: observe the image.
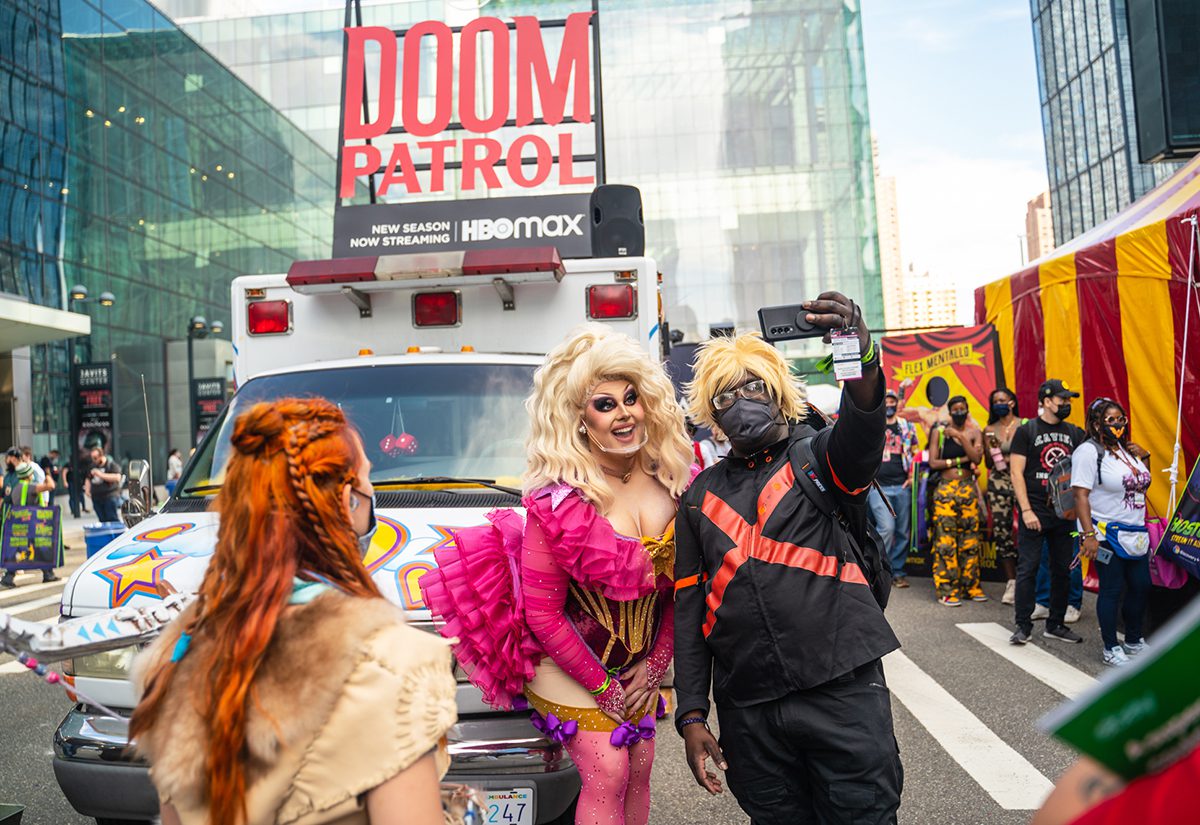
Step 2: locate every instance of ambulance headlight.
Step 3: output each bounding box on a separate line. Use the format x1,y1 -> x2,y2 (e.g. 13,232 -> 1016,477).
62,645 -> 139,680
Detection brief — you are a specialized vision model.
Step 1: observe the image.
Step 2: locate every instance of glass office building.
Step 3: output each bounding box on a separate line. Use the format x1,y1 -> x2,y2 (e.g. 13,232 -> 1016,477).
1031,0 -> 1182,245
0,0 -> 336,467
155,0 -> 884,343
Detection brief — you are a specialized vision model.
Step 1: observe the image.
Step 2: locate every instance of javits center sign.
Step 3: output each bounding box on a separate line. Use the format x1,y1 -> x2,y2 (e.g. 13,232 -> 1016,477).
339,12 -> 595,198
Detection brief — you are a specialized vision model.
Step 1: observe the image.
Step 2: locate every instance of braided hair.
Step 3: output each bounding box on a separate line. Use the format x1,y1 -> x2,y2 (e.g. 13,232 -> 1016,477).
131,398 -> 379,825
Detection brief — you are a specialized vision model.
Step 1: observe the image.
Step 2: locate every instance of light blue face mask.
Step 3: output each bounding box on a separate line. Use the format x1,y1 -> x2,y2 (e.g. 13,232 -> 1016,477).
350,488 -> 378,557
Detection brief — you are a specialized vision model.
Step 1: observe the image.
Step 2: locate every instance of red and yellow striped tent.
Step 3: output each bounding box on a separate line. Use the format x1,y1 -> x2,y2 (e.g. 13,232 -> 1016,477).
975,155 -> 1200,517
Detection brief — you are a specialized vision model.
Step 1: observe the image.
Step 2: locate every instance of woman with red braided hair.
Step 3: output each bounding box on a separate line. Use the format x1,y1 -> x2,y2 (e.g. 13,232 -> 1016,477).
130,398 -> 456,825
422,324 -> 698,825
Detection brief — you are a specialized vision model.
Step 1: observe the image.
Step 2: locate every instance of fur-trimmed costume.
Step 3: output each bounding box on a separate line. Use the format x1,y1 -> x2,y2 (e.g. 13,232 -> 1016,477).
133,592 -> 457,825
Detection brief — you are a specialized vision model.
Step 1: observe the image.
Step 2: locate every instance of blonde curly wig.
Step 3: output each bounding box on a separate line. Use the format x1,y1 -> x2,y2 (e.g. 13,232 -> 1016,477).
524,324 -> 693,513
686,332 -> 808,430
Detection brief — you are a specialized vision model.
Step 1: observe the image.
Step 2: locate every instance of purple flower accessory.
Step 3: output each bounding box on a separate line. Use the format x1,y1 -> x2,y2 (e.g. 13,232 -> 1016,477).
609,714 -> 657,748
530,711 -> 578,744
656,695 -> 667,720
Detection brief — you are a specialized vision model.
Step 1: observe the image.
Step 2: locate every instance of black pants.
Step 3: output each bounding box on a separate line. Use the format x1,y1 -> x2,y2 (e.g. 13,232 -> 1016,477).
716,659 -> 903,825
93,495 -> 120,524
1015,518 -> 1074,632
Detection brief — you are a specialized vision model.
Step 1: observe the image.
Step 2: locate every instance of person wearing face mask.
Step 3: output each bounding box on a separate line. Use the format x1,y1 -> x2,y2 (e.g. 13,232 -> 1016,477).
673,292 -> 902,824
423,324 -> 697,825
1009,379 -> 1088,646
1071,398 -> 1153,666
871,389 -> 919,588
984,388 -> 1022,603
1,446 -> 60,587
130,397 -> 457,825
928,396 -> 986,606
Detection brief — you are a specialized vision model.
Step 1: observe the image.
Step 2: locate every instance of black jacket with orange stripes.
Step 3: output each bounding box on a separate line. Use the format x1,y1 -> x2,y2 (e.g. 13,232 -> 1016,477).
673,388 -> 901,725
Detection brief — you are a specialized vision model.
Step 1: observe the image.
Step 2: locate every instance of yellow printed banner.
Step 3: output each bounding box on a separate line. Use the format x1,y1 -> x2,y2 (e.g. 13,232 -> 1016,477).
891,343 -> 986,381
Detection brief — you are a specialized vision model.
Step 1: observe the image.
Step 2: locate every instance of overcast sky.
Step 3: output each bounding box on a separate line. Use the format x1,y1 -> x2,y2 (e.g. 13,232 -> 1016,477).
861,0 -> 1048,321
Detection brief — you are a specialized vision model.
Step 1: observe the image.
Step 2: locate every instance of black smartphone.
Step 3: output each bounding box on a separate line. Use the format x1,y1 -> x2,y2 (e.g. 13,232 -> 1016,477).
757,304 -> 824,343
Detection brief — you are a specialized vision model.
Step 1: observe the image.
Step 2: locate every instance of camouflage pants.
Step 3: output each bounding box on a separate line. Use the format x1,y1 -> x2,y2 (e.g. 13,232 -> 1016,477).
986,472 -> 1017,563
932,477 -> 981,599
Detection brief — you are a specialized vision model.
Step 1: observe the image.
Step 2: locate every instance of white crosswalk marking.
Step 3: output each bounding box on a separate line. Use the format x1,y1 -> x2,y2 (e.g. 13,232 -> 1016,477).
957,622 -> 1098,699
883,650 -> 1055,810
0,579 -> 67,603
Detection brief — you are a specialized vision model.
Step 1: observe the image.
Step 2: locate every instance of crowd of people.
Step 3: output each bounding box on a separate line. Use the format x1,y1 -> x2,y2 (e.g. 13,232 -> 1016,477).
864,374 -> 1158,667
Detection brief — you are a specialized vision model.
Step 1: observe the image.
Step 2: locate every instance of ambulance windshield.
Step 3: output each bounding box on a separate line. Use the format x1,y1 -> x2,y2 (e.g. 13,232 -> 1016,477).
178,362 -> 535,496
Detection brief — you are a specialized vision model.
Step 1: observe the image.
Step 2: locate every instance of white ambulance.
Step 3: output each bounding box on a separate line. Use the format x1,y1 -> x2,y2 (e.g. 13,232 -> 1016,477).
53,247 -> 667,825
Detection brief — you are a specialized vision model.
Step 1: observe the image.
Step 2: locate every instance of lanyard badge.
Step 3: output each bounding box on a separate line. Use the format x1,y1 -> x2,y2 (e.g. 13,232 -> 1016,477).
830,327 -> 862,381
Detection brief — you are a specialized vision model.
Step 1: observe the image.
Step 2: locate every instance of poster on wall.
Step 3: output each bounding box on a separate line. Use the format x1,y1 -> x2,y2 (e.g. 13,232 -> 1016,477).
72,362 -> 115,459
192,378 -> 227,447
880,325 -> 1004,580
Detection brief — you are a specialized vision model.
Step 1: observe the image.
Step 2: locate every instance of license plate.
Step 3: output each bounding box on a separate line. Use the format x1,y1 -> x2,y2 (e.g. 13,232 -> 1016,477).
483,787 -> 533,825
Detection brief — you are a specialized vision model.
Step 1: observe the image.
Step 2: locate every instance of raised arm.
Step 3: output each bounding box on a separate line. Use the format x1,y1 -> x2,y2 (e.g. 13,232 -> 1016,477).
520,511 -> 625,722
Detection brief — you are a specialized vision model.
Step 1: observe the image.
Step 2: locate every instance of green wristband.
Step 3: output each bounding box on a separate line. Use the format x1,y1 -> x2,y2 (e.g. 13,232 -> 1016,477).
589,674 -> 612,696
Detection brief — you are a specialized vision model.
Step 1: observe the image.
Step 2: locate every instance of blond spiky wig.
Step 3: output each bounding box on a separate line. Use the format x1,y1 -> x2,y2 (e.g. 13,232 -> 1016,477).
524,324 -> 694,513
686,332 -> 808,430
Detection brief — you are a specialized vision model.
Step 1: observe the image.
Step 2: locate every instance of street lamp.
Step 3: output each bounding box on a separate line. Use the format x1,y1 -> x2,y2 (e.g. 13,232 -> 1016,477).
186,316 -> 225,447
66,285 -> 116,490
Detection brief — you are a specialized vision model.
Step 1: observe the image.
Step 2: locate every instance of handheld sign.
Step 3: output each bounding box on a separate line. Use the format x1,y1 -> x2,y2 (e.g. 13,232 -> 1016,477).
1,503 -> 61,571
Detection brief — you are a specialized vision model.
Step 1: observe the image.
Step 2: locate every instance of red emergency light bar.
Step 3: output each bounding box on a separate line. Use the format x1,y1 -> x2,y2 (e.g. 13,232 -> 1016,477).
285,247 -> 565,293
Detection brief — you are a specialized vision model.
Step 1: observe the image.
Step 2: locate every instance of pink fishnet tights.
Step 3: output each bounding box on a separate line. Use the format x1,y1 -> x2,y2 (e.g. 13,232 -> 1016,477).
563,731 -> 654,825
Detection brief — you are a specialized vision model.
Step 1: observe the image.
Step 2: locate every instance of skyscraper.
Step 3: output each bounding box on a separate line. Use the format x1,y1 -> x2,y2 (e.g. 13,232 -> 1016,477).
154,0 -> 885,344
1025,190 -> 1055,262
873,137 -> 903,330
1031,0 -> 1181,245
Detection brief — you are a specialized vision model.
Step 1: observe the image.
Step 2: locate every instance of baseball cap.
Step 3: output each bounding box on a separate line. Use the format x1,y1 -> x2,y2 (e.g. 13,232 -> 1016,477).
4,447 -> 20,460
1038,379 -> 1080,401
885,388 -> 899,400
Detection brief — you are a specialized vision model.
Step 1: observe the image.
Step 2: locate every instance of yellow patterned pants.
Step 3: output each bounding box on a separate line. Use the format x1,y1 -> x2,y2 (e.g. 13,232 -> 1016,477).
932,477 -> 981,600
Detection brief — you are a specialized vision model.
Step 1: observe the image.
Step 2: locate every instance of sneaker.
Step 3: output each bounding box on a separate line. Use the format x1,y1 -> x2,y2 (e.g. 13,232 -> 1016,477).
1103,646 -> 1130,667
1064,606 -> 1081,624
1002,579 -> 1016,605
939,596 -> 962,607
1031,604 -> 1050,620
893,577 -> 910,589
1124,639 -> 1149,656
41,572 -> 59,583
1009,627 -> 1032,645
1044,625 -> 1084,644
970,592 -> 989,602
0,577 -> 14,589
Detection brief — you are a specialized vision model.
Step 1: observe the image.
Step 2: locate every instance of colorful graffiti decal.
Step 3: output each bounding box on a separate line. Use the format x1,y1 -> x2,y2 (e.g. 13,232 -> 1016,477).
394,525 -> 457,610
94,546 -> 185,607
363,515 -> 408,573
133,523 -> 196,543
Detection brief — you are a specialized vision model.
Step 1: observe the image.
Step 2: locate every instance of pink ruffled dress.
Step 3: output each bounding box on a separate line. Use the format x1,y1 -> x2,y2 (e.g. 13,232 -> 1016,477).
421,482 -> 677,733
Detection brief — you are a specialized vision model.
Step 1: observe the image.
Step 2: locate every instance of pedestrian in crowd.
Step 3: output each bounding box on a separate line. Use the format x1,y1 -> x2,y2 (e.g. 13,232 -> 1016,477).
63,451 -> 84,518
1032,542 -> 1085,623
674,294 -> 903,824
165,448 -> 183,497
871,388 -> 919,589
131,398 -> 455,825
1010,379 -> 1087,645
1072,397 -> 1152,666
697,425 -> 732,469
85,445 -> 123,523
984,388 -> 1022,604
423,324 -> 696,825
928,395 -> 985,606
0,452 -> 61,587
38,449 -> 61,493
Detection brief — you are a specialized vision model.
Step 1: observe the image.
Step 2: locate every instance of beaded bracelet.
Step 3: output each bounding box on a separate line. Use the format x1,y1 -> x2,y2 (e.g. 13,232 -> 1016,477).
678,716 -> 709,731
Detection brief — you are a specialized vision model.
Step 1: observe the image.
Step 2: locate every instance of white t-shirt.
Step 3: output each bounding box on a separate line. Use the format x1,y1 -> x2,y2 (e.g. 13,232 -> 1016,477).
699,438 -> 731,468
1071,440 -> 1151,525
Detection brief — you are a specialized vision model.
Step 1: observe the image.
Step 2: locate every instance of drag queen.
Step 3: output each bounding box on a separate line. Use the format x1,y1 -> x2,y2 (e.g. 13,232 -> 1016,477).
422,324 -> 696,825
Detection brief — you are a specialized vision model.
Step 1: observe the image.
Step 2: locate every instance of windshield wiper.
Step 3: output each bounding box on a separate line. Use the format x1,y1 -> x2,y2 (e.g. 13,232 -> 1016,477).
181,483 -> 223,495
374,477 -> 522,497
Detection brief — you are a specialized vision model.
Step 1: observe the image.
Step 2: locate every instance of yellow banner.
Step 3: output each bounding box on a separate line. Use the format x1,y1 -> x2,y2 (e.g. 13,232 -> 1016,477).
891,344 -> 984,381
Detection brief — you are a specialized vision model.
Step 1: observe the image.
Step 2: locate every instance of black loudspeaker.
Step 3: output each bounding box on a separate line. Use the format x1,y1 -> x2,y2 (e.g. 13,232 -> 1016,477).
590,185 -> 644,257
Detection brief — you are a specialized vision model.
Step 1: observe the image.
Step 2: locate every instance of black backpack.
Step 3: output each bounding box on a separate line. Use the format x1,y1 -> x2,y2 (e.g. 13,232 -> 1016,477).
788,437 -> 892,610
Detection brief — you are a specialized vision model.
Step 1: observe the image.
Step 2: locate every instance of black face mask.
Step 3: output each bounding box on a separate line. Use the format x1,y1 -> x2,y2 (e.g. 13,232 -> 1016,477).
991,403 -> 1011,419
1056,403 -> 1072,421
716,398 -> 785,456
950,411 -> 969,427
885,405 -> 898,418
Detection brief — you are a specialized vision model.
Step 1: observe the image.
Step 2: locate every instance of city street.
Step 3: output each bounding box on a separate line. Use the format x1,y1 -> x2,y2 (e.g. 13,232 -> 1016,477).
1,551 -> 1106,825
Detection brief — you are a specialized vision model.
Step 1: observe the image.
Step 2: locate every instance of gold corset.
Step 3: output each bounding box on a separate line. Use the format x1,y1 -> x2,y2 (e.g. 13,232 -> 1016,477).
566,523 -> 676,668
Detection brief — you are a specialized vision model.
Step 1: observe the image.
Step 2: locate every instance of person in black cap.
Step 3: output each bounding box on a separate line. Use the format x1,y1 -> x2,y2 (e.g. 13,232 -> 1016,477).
1009,379 -> 1087,645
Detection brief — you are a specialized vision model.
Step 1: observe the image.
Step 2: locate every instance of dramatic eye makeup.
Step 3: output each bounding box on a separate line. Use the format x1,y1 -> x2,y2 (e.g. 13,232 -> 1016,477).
589,387 -> 638,414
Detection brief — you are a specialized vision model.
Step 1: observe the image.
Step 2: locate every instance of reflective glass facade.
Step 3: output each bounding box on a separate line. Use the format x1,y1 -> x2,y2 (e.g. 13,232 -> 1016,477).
156,0 -> 883,345
1030,0 -> 1181,245
0,0 -> 335,464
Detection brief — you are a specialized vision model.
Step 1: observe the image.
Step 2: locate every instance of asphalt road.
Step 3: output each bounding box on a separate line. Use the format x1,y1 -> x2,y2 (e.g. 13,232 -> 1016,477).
2,561 -> 1116,825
